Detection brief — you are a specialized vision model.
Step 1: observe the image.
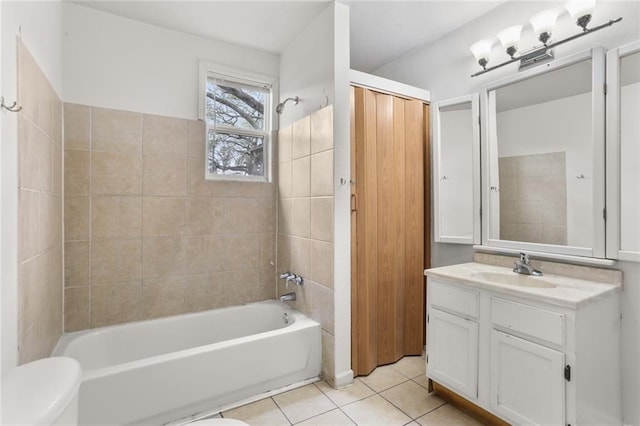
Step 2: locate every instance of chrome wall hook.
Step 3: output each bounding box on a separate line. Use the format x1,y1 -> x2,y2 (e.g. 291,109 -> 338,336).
1,97 -> 22,113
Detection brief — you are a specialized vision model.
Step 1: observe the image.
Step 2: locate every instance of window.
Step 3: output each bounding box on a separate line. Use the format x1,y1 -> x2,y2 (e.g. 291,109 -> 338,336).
200,63 -> 275,181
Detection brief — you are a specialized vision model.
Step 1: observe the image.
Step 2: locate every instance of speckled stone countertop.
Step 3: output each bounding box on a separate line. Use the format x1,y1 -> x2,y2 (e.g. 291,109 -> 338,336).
424,255 -> 622,309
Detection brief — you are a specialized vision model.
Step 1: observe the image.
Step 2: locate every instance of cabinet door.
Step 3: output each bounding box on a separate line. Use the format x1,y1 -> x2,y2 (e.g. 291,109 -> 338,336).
491,330 -> 565,425
427,308 -> 478,398
606,42 -> 640,261
432,94 -> 480,244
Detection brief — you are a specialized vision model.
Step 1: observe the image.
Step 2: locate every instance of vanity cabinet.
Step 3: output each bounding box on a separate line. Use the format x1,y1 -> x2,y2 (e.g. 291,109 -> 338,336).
426,269 -> 622,426
427,281 -> 479,398
491,329 -> 565,425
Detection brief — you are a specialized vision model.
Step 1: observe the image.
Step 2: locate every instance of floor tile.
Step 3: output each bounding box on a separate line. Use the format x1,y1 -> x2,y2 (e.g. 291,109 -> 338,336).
416,404 -> 482,426
381,380 -> 446,419
314,378 -> 375,407
359,364 -> 409,392
294,408 -> 356,425
222,398 -> 290,426
390,355 -> 426,379
273,384 -> 337,424
412,374 -> 430,390
341,394 -> 412,426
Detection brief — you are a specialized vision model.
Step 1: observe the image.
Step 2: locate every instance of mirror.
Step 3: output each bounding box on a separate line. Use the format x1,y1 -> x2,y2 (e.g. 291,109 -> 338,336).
607,41 -> 640,261
433,94 -> 480,244
484,49 -> 606,257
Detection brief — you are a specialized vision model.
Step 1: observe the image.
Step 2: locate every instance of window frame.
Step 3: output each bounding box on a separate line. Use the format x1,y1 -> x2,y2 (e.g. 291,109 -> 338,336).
199,61 -> 277,182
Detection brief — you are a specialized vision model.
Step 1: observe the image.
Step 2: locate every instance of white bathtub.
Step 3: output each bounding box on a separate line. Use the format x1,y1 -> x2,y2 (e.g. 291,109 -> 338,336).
53,300 -> 322,425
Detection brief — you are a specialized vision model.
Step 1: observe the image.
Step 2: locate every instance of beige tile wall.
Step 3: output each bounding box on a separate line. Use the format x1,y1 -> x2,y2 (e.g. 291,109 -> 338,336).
63,104 -> 275,331
499,152 -> 567,245
17,41 -> 64,364
277,106 -> 335,383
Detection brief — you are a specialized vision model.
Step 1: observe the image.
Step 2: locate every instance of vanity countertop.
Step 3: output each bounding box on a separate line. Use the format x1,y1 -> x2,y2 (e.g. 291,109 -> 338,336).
424,262 -> 621,309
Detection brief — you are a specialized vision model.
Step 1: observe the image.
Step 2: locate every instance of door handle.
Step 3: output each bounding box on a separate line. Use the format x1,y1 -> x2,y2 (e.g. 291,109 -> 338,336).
351,193 -> 357,212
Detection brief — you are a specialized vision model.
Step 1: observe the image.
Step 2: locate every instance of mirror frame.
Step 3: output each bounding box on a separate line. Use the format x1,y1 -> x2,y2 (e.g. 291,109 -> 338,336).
480,48 -> 606,258
606,40 -> 640,262
433,94 -> 481,244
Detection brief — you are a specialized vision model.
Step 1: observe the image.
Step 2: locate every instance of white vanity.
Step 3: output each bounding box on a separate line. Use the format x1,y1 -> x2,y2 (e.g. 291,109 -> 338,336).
425,255 -> 622,425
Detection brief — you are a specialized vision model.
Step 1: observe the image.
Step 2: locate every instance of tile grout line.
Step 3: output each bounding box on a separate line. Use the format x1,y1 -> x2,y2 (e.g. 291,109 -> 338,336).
270,396 -> 294,425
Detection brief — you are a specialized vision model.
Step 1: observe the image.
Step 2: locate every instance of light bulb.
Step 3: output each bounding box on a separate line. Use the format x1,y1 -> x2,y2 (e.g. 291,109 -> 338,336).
497,25 -> 523,58
566,0 -> 597,30
470,39 -> 494,69
530,8 -> 560,45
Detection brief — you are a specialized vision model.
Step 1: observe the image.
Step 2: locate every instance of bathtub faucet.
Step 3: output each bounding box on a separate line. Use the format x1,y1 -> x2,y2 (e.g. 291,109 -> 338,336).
279,271 -> 304,286
279,271 -> 294,280
286,274 -> 304,286
279,292 -> 296,302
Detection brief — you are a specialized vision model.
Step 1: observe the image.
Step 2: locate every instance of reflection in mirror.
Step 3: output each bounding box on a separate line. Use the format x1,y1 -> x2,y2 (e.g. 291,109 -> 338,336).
489,59 -> 593,248
620,51 -> 640,252
433,95 -> 480,244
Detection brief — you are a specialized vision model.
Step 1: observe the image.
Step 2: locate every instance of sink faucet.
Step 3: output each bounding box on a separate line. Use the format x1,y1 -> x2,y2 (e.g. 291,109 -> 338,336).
513,253 -> 543,276
279,292 -> 296,302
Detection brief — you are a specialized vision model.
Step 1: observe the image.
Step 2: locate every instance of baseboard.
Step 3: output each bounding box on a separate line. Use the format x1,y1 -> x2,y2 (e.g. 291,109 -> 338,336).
333,369 -> 354,388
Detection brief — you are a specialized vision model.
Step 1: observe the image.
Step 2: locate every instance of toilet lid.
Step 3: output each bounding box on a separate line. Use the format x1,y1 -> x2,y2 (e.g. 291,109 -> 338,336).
190,419 -> 249,426
1,357 -> 82,425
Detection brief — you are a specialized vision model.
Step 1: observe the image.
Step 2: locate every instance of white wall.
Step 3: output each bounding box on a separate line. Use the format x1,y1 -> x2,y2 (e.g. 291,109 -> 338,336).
373,1 -> 640,423
332,2 -> 353,387
278,2 -> 354,387
278,4 -> 334,128
497,92 -> 592,247
1,0 -> 63,374
62,3 -> 279,120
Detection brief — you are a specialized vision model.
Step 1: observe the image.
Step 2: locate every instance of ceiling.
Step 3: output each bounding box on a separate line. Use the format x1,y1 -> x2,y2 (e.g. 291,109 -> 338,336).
347,1 -> 505,72
72,0 -> 506,72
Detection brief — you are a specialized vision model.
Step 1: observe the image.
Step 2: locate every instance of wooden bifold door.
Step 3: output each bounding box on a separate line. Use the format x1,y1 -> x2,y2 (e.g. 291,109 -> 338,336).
350,86 -> 430,376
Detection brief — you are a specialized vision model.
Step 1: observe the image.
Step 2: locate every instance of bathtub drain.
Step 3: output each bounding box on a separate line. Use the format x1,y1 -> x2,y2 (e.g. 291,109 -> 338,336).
283,313 -> 289,325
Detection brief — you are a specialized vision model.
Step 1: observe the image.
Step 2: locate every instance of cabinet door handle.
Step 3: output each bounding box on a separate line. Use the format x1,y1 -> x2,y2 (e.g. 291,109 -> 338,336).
351,193 -> 357,212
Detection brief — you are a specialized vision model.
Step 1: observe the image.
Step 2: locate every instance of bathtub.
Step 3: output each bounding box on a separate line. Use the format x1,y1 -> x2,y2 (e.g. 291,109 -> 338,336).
53,300 -> 322,425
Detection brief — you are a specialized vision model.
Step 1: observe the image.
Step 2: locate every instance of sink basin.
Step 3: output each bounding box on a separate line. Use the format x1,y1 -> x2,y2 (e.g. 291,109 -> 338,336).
470,271 -> 557,288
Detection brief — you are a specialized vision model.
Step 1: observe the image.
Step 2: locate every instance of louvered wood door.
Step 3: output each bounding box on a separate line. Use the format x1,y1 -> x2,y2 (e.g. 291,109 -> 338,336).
351,86 -> 430,376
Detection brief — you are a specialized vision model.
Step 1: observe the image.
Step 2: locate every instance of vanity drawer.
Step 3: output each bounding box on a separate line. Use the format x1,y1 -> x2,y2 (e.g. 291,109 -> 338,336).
491,297 -> 564,346
429,280 -> 479,319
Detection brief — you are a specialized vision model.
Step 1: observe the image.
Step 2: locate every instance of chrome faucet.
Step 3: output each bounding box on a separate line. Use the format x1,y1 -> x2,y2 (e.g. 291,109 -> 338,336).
279,292 -> 296,302
279,271 -> 293,280
287,275 -> 304,286
279,271 -> 304,286
513,253 -> 543,276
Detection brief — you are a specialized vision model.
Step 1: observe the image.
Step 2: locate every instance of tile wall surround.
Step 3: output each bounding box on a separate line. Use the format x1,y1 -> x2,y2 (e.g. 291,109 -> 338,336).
276,106 -> 335,383
16,40 -> 64,364
63,103 -> 276,331
499,152 -> 567,245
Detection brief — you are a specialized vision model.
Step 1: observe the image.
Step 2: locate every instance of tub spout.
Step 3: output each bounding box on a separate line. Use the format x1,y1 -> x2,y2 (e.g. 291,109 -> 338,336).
279,292 -> 296,302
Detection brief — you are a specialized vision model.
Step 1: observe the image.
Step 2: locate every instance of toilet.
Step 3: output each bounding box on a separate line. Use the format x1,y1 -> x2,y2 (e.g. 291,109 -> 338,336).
1,357 -> 82,425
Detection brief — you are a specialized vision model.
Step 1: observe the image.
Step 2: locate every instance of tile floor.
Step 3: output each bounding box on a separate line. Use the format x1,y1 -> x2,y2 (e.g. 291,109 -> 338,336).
203,356 -> 482,426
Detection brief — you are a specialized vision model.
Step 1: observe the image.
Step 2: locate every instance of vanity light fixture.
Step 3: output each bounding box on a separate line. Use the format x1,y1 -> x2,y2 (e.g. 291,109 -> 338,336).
566,0 -> 597,31
497,25 -> 523,58
530,8 -> 560,46
470,1 -> 622,77
470,39 -> 494,70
